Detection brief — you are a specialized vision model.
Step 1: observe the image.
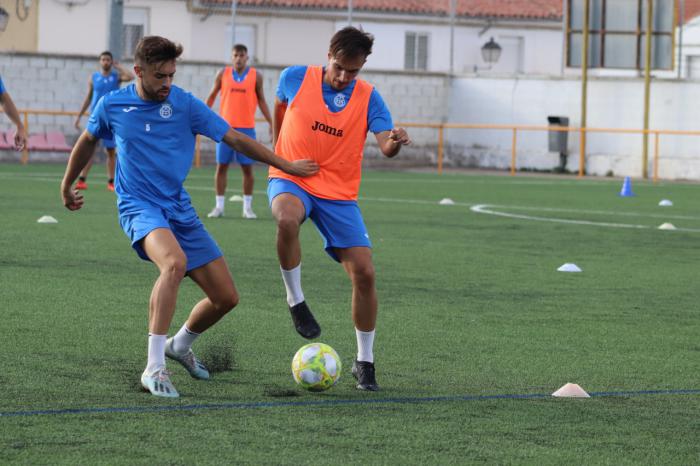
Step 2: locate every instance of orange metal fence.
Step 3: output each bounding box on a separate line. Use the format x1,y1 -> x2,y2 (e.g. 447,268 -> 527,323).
7,109 -> 700,183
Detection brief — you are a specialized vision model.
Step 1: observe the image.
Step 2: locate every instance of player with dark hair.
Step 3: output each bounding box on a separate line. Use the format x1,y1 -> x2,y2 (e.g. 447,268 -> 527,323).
0,74 -> 27,150
205,43 -> 273,219
61,36 -> 318,398
74,51 -> 134,191
270,26 -> 411,391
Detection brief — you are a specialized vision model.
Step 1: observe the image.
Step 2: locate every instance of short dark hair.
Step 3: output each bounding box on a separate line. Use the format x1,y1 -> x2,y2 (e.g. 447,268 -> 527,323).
99,51 -> 113,59
134,36 -> 183,66
329,26 -> 374,59
232,44 -> 248,54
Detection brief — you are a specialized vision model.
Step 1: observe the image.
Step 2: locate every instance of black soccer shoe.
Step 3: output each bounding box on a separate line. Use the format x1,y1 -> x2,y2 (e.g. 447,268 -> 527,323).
289,301 -> 321,339
352,360 -> 380,391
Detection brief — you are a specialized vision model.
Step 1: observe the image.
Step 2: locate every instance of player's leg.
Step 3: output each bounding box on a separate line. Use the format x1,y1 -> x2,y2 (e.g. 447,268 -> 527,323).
269,180 -> 320,339
335,246 -> 380,391
209,142 -> 231,218
165,257 -> 238,380
241,163 -> 256,219
139,228 -> 188,397
105,147 -> 116,191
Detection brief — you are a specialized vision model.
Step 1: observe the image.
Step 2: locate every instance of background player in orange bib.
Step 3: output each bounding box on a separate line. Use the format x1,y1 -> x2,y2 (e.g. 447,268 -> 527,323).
269,27 -> 411,391
206,44 -> 273,219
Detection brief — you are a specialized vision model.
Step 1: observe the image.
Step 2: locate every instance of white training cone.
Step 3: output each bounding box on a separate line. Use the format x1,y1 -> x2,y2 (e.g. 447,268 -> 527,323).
552,383 -> 590,398
658,223 -> 677,230
557,263 -> 582,272
229,195 -> 243,202
439,198 -> 455,205
658,199 -> 673,207
37,215 -> 58,224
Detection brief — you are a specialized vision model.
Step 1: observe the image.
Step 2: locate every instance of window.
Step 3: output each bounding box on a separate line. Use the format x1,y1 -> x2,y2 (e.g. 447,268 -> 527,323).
405,32 -> 428,71
225,24 -> 257,63
123,8 -> 149,58
567,0 -> 675,70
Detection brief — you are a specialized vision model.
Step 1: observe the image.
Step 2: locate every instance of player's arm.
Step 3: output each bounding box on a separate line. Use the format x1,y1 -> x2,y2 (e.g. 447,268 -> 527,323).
114,62 -> 135,83
272,97 -> 287,147
205,69 -> 224,108
74,79 -> 93,129
255,71 -> 273,132
0,90 -> 27,150
222,127 -> 317,177
61,131 -> 99,210
375,128 -> 412,158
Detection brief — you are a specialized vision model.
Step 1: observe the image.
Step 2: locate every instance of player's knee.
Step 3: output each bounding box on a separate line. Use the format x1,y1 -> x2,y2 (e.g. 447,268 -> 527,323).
216,291 -> 239,313
161,256 -> 187,280
276,215 -> 301,237
351,263 -> 375,290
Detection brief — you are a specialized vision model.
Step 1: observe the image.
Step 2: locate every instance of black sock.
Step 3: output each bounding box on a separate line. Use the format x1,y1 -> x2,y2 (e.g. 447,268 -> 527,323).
108,178 -> 114,184
78,176 -> 86,182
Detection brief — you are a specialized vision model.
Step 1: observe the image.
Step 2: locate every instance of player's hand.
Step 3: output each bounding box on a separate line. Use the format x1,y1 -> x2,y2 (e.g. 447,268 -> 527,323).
14,127 -> 27,151
285,159 -> 319,177
62,188 -> 84,211
389,127 -> 411,146
74,118 -> 81,130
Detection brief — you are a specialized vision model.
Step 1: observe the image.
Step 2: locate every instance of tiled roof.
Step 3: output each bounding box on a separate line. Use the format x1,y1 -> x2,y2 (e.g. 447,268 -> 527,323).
682,0 -> 700,23
200,0 -> 563,20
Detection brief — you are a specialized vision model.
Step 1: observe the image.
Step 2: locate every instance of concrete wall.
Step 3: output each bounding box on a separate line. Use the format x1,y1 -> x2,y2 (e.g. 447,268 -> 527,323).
448,76 -> 700,179
0,52 -> 449,165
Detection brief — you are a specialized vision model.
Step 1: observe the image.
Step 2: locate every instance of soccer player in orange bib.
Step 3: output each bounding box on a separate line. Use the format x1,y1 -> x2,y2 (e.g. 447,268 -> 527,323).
206,44 -> 273,219
269,27 -> 411,391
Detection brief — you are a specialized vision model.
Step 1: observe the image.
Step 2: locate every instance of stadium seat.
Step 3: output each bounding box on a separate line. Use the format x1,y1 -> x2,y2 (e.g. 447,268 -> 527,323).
27,133 -> 52,151
46,131 -> 73,152
0,130 -> 12,150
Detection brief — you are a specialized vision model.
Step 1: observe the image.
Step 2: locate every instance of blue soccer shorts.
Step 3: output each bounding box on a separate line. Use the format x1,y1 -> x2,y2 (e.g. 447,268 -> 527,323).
267,178 -> 371,262
100,135 -> 116,150
119,204 -> 223,272
216,127 -> 256,165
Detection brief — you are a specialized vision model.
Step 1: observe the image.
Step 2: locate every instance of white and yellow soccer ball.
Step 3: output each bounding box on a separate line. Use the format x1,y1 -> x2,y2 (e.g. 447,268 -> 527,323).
291,343 -> 342,392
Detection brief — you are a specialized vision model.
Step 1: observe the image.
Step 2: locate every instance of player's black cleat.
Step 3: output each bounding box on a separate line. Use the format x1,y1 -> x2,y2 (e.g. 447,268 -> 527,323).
289,301 -> 321,339
352,360 -> 380,391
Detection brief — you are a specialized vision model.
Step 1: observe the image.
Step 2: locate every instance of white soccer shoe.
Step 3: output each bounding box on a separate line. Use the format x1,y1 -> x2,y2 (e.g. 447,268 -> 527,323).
141,368 -> 179,398
165,338 -> 210,380
242,208 -> 257,219
207,207 -> 224,218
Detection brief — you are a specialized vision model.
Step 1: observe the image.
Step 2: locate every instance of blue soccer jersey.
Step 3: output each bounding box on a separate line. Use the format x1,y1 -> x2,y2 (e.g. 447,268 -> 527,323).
87,83 -> 230,215
0,75 -> 5,95
90,70 -> 121,112
276,65 -> 393,134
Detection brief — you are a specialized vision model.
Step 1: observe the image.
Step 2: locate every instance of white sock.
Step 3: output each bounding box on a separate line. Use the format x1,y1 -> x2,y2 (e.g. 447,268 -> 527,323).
216,195 -> 225,210
172,325 -> 200,354
243,195 -> 253,211
146,334 -> 167,374
281,264 -> 304,307
356,328 -> 375,363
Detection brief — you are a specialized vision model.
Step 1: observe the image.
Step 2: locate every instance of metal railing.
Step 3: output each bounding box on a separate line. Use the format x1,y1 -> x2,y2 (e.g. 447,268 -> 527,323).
7,109 -> 700,183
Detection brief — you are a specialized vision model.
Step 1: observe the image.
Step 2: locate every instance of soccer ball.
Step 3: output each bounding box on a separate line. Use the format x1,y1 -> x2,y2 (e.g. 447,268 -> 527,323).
291,343 -> 342,392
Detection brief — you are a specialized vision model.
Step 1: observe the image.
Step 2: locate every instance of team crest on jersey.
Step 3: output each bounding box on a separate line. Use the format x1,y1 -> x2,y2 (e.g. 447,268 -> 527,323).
159,104 -> 173,119
333,93 -> 347,108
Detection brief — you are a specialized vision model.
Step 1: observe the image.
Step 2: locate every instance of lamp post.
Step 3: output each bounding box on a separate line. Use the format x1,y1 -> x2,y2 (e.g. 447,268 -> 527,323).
474,37 -> 502,72
0,7 -> 10,32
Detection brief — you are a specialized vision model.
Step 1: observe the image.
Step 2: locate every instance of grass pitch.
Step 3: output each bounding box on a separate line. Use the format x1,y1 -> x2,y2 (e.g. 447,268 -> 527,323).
0,163 -> 698,464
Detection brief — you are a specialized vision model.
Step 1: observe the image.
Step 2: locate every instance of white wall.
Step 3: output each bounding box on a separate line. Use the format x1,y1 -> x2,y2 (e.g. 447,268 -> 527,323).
37,0 -> 110,55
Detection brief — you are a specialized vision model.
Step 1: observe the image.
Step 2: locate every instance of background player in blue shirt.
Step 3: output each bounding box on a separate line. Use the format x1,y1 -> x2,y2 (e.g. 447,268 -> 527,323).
60,36 -> 318,398
74,51 -> 134,191
0,75 -> 27,150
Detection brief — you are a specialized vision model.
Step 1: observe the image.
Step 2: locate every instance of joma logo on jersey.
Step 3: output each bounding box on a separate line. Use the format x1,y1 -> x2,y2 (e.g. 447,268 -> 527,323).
229,88 -> 246,93
311,121 -> 343,137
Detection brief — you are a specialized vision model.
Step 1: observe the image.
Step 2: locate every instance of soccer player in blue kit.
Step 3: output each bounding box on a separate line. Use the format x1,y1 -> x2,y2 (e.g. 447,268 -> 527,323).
0,75 -> 27,150
74,51 -> 134,191
60,36 -> 319,398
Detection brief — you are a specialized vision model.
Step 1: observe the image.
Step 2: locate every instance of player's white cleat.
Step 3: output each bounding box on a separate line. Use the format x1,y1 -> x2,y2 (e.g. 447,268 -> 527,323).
242,208 -> 257,219
207,207 -> 224,218
165,338 -> 210,380
141,368 -> 179,398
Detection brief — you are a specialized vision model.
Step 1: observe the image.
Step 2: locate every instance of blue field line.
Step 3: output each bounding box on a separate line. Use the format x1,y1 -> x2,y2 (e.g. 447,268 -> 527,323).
1,388 -> 699,418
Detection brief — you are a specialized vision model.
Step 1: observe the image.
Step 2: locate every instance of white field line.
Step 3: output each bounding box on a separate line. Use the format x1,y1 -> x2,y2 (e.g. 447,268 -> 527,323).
4,171 -> 699,230
471,204 -> 700,233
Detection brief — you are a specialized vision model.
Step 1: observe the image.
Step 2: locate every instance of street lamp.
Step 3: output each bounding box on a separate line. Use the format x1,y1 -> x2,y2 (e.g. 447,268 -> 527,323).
480,37 -> 502,65
0,7 -> 10,32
